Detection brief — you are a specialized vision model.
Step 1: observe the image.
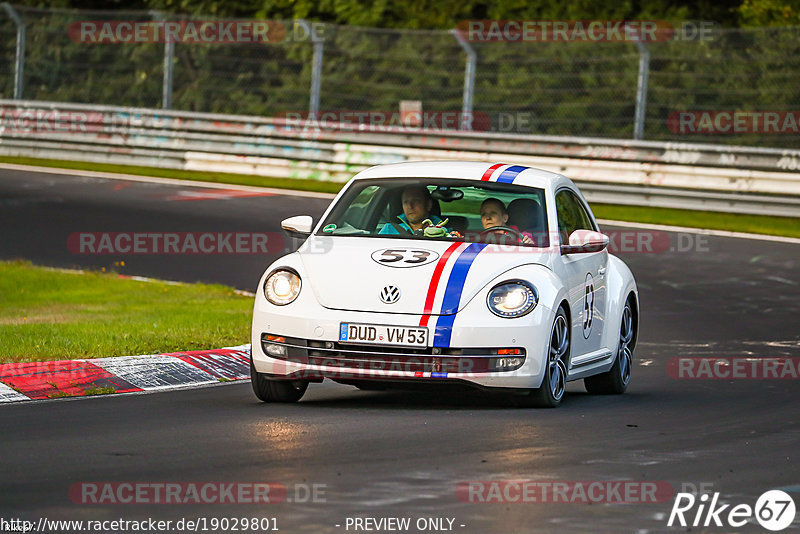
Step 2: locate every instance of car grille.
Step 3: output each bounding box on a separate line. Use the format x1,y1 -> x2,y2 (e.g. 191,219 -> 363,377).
261,334 -> 525,374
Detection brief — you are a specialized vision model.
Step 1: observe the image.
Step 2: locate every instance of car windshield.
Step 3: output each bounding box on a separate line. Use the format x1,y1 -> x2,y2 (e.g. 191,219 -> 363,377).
317,178 -> 549,247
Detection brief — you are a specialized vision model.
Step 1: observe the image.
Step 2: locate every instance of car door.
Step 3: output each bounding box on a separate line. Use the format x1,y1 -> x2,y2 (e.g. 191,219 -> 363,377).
554,188 -> 608,359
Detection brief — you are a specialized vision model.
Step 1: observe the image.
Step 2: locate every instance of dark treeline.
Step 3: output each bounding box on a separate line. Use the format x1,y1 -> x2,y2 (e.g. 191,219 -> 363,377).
3,0 -> 800,146
9,0 -> 800,28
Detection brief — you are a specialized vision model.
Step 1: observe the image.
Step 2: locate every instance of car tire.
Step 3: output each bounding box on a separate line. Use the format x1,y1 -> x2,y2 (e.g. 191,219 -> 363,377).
250,358 -> 308,402
514,306 -> 570,408
584,298 -> 635,395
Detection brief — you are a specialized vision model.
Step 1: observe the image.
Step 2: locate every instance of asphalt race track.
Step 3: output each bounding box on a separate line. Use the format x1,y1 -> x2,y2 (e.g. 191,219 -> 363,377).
1,168 -> 799,533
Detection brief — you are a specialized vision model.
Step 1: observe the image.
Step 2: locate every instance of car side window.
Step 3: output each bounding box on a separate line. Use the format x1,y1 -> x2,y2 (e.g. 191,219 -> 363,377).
555,189 -> 595,244
341,185 -> 380,229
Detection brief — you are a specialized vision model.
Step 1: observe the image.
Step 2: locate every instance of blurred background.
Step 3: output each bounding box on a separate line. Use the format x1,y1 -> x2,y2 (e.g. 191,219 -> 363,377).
2,0 -> 800,146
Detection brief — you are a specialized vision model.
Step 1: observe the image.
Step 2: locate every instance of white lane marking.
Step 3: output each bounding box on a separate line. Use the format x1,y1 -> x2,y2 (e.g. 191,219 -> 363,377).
765,275 -> 798,286
598,218 -> 800,245
165,189 -> 274,201
0,163 -> 336,199
0,382 -> 29,402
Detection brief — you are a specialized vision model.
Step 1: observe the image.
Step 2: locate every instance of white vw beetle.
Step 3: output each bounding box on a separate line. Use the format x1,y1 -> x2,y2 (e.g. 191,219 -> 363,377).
251,161 -> 638,407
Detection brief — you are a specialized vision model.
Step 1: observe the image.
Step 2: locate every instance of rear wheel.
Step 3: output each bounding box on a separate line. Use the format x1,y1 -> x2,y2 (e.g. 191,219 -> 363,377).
250,358 -> 308,402
584,299 -> 634,394
514,307 -> 570,408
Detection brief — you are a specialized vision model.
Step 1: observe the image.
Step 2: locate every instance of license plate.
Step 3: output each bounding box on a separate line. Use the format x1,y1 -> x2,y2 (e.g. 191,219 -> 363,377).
339,323 -> 428,347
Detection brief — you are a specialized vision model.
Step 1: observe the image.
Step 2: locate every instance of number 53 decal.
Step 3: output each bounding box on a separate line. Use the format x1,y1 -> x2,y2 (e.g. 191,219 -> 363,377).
371,248 -> 440,267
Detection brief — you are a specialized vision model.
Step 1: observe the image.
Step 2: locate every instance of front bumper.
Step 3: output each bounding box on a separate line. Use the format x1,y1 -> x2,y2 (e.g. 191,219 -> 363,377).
251,298 -> 555,390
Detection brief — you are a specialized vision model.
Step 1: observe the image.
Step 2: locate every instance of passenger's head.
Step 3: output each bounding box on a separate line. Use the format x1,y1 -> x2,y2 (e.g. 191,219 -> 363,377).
480,197 -> 508,229
401,185 -> 433,226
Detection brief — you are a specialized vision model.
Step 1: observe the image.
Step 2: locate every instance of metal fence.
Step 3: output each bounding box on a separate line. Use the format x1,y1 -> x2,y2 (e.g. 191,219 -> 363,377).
2,5 -> 800,147
2,99 -> 799,217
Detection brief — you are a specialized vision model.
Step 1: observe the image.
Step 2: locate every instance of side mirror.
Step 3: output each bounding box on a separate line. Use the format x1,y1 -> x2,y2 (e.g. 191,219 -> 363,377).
281,215 -> 314,238
561,229 -> 609,255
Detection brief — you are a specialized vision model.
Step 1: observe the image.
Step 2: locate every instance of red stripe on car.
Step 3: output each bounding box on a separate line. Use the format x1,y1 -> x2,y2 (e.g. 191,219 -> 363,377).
480,163 -> 504,181
419,242 -> 463,326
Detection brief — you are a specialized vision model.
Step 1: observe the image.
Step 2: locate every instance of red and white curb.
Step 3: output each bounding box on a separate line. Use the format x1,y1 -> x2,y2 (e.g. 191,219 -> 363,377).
0,344 -> 251,403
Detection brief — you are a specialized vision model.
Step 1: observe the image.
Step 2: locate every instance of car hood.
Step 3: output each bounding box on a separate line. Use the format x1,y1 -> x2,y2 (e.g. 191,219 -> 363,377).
298,236 -> 551,315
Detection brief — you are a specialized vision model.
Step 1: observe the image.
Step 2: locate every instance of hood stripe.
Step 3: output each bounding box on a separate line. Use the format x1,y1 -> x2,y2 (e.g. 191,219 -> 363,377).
495,165 -> 529,183
480,163 -> 505,181
433,243 -> 487,347
419,242 -> 464,327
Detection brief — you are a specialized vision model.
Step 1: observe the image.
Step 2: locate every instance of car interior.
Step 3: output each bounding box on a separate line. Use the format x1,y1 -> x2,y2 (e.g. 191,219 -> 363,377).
321,180 -> 548,246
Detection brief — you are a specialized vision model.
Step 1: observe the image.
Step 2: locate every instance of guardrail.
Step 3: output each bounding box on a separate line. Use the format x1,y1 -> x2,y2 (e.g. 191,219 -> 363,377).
1,99 -> 799,217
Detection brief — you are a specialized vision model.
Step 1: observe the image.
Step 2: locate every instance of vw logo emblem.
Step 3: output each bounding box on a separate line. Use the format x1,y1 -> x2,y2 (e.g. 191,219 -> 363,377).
380,285 -> 401,304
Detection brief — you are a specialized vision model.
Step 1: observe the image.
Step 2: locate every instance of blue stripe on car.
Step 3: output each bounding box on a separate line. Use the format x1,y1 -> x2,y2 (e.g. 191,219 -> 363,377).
495,165 -> 528,184
433,243 -> 487,347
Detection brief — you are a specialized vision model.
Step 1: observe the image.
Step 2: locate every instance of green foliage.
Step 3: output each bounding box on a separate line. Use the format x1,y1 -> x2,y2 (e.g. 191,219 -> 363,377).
140,0 -> 746,29
739,0 -> 800,25
2,0 -> 759,27
2,4 -> 800,146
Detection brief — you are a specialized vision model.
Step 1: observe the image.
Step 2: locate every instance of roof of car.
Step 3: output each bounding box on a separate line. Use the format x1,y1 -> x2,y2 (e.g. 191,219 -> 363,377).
352,161 -> 573,190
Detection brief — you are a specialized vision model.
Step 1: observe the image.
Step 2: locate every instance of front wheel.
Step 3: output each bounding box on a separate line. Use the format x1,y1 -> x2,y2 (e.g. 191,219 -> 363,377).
584,299 -> 634,394
250,358 -> 308,402
514,307 -> 570,408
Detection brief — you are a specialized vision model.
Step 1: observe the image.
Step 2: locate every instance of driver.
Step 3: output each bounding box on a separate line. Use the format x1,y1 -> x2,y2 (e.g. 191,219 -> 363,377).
380,185 -> 452,236
480,198 -> 534,244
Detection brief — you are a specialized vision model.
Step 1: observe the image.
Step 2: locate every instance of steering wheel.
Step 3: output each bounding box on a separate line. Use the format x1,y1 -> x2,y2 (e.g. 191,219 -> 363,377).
479,225 -> 525,243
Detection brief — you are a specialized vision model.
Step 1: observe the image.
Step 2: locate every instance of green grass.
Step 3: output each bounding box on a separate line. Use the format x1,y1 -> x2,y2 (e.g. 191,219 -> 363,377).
0,260 -> 253,363
1,156 -> 797,238
592,204 -> 800,239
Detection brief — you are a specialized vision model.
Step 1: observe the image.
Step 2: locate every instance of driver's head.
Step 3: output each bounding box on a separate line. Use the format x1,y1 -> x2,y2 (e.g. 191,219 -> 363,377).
401,185 -> 433,227
480,198 -> 508,229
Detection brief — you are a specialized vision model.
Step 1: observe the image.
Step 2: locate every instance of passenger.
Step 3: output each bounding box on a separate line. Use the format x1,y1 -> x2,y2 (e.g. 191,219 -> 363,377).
379,185 -> 451,236
480,198 -> 534,244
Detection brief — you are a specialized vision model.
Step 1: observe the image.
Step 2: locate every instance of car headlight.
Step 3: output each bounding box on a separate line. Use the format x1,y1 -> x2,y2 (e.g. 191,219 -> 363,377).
264,269 -> 301,305
487,280 -> 538,318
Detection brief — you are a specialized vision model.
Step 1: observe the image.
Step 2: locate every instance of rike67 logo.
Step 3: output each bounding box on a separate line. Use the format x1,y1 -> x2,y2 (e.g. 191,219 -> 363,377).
668,490 -> 796,531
